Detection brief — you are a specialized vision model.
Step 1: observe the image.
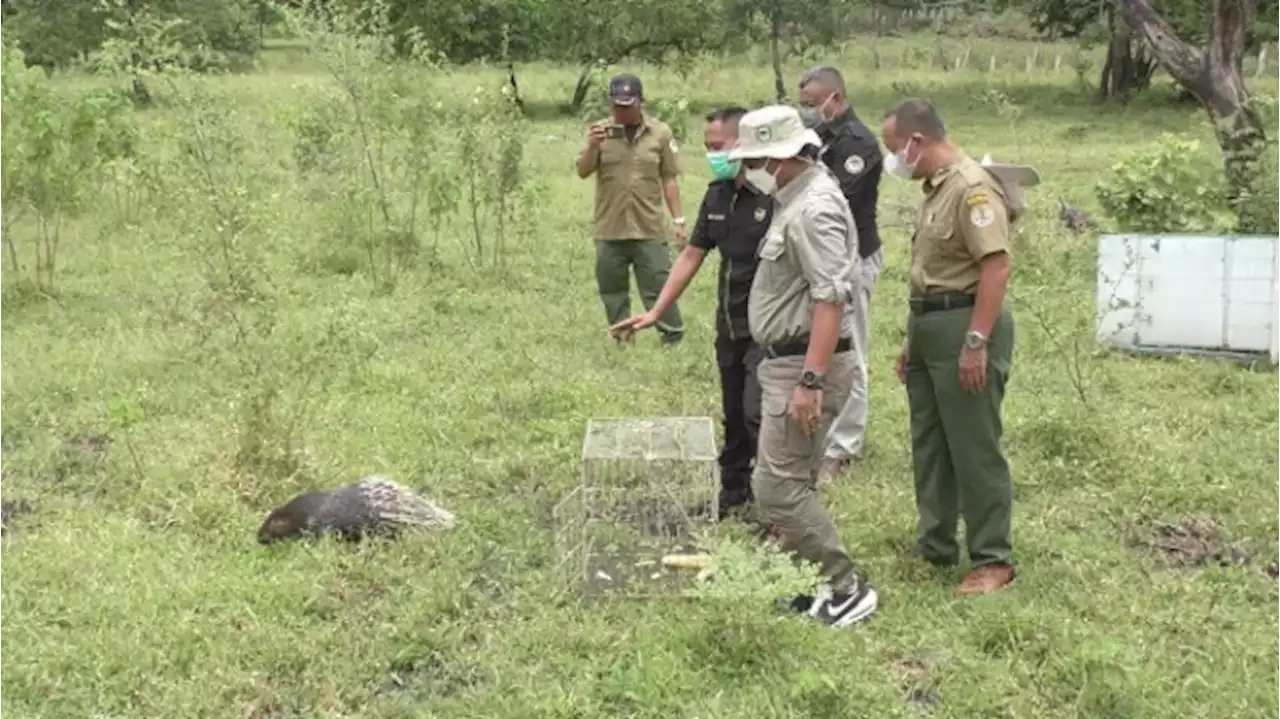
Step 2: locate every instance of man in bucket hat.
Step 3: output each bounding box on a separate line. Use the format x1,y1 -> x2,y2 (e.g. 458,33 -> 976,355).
728,105 -> 878,628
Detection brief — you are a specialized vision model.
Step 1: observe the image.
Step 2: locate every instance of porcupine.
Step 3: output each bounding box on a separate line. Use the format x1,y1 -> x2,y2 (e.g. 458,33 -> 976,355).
257,475 -> 457,544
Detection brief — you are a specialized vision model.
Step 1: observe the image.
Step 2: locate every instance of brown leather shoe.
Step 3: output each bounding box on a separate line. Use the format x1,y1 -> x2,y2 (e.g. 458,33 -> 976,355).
957,563 -> 1015,596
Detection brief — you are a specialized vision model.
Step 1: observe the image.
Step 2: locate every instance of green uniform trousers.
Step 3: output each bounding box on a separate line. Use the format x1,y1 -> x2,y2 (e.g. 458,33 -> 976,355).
595,238 -> 684,344
905,304 -> 1014,568
753,352 -> 861,593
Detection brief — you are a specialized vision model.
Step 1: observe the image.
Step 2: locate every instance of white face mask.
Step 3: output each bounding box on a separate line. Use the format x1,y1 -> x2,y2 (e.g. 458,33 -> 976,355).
884,138 -> 919,180
745,162 -> 779,195
798,93 -> 836,130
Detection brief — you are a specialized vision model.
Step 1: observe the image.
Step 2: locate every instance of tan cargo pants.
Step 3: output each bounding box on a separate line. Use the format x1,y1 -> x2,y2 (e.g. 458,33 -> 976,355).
752,351 -> 860,593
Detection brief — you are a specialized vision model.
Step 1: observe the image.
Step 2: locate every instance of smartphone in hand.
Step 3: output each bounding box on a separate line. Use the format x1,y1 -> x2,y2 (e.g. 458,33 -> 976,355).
605,124 -> 625,140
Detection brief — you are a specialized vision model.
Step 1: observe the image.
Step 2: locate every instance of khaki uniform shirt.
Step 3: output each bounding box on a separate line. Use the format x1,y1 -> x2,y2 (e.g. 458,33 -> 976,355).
748,163 -> 860,346
911,155 -> 1012,296
588,114 -> 680,240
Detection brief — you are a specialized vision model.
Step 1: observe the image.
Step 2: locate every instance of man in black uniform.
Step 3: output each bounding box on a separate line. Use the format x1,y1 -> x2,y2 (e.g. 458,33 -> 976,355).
609,106 -> 773,516
797,65 -> 886,482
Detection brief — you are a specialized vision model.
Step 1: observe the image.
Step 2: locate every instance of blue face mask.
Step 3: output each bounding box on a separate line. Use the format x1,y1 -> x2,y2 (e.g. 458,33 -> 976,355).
706,151 -> 740,181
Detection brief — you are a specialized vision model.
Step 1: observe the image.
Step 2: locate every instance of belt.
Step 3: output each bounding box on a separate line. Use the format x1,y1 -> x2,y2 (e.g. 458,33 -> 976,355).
909,294 -> 975,316
762,336 -> 852,359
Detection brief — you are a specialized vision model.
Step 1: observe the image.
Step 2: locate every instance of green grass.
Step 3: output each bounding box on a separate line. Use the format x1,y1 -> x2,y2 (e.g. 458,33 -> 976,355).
3,35 -> 1278,718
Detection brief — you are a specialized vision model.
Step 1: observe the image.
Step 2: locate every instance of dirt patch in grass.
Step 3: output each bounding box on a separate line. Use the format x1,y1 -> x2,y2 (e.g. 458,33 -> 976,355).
887,650 -> 951,712
1,499 -> 35,536
381,649 -> 485,698
1132,517 -> 1254,568
50,430 -> 111,484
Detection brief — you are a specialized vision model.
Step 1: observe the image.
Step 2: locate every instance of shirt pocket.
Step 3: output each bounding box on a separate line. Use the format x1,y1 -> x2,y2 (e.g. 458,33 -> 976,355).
599,142 -> 628,179
632,140 -> 662,174
917,214 -> 968,261
757,228 -> 786,262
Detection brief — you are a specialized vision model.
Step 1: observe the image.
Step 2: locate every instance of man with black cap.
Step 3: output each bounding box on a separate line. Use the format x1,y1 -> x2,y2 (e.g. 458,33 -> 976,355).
576,72 -> 688,348
797,65 -> 886,483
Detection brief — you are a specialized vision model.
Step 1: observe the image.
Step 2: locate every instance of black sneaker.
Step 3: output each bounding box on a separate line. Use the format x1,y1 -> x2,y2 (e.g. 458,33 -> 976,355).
717,488 -> 753,518
786,594 -> 816,613
807,580 -> 878,628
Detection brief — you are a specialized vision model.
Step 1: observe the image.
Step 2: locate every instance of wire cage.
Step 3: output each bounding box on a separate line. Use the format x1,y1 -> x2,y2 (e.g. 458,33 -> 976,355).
554,417 -> 720,599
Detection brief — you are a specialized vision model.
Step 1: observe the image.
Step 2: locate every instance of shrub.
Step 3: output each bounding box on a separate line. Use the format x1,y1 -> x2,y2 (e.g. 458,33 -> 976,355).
284,0 -> 540,283
1094,133 -> 1237,234
7,0 -> 259,71
1,41 -> 138,296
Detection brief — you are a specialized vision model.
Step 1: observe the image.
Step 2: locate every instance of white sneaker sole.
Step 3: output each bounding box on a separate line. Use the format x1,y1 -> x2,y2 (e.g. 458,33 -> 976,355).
810,587 -> 878,629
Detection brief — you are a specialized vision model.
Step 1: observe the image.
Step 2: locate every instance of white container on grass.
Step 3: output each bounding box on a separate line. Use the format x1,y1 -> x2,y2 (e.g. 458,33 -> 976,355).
1095,234 -> 1279,363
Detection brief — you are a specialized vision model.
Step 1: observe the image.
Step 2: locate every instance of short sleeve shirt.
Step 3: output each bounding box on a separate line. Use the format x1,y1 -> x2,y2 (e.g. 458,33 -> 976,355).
689,180 -> 773,340
592,115 -> 680,240
817,110 -> 884,258
909,155 -> 1012,296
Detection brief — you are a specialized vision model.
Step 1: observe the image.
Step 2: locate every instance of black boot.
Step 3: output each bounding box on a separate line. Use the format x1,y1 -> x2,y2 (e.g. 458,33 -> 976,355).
717,486 -> 753,518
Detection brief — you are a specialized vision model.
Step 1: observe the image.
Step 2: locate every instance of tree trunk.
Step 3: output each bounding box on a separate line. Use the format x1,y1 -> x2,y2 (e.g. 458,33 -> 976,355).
769,13 -> 786,103
126,0 -> 152,108
570,63 -> 596,115
506,61 -> 526,116
1099,7 -> 1157,102
1112,0 -> 1269,232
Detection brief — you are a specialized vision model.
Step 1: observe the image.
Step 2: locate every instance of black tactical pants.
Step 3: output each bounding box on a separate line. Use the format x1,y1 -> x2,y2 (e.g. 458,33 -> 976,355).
715,336 -> 762,504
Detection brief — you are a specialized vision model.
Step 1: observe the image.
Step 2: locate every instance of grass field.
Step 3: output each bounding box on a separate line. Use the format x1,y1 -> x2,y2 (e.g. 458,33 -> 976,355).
2,33 -> 1278,718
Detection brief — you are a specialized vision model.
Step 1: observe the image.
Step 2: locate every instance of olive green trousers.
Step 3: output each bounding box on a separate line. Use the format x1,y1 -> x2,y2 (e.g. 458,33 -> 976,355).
905,304 -> 1015,568
595,238 -> 684,344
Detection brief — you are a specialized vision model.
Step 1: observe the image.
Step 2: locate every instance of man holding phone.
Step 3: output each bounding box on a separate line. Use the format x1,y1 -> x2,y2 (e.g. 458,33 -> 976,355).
576,73 -> 688,348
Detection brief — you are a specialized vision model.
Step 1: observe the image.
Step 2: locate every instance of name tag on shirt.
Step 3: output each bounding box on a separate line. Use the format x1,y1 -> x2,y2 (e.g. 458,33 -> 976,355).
708,213 -> 726,221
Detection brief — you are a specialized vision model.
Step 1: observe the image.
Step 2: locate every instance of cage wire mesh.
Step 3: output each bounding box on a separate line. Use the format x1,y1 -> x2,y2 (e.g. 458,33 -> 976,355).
554,417 -> 720,599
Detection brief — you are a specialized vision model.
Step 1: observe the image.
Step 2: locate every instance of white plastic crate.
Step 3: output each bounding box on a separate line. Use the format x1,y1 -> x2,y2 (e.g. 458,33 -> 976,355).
1095,234 -> 1279,362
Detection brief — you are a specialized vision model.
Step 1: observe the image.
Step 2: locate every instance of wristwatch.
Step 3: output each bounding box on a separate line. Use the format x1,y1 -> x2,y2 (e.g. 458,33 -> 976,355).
673,216 -> 686,226
964,330 -> 987,350
800,369 -> 824,390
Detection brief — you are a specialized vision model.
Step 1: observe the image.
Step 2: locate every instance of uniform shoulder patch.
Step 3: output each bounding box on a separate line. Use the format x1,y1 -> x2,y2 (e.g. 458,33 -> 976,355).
843,154 -> 865,176
969,203 -> 996,228
965,193 -> 990,207
669,138 -> 679,154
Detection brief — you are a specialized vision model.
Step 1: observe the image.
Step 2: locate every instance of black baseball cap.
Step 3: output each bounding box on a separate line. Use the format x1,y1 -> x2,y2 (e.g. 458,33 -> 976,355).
609,73 -> 643,106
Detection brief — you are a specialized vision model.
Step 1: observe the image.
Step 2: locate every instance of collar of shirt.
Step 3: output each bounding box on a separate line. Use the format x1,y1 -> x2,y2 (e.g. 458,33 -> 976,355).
620,113 -> 658,135
708,177 -> 764,197
817,108 -> 860,142
829,107 -> 859,130
922,154 -> 971,195
774,162 -> 821,210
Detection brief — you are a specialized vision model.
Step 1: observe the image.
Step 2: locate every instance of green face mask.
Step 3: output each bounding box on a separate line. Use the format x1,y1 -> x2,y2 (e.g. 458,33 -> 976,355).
705,151 -> 740,181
